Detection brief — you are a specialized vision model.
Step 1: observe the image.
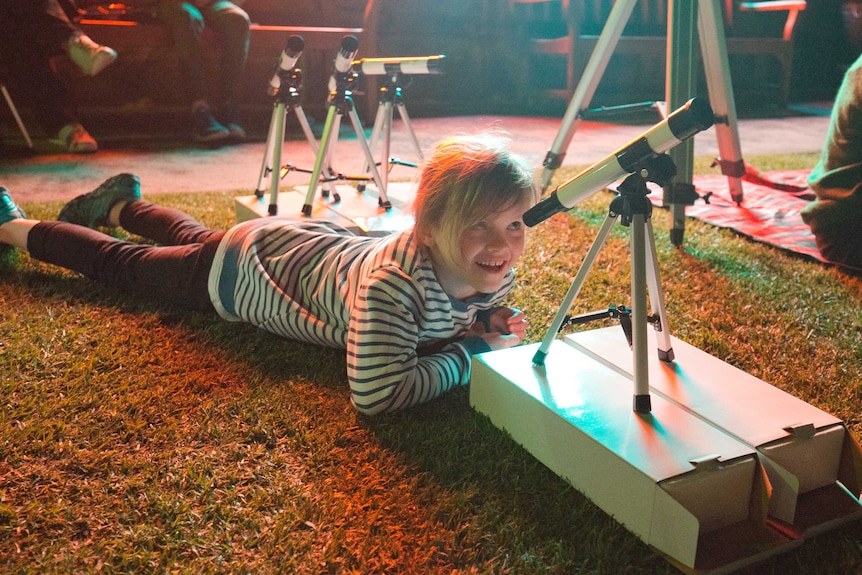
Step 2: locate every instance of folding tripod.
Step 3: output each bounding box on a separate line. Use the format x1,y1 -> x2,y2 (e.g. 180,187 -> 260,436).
532,154 -> 678,413
255,64 -> 326,216
539,0 -> 745,245
302,68 -> 391,216
361,72 -> 424,192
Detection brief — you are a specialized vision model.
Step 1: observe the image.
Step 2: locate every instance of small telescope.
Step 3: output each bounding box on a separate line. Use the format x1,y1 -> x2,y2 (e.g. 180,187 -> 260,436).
268,34 -> 304,95
523,98 -> 715,227
352,55 -> 446,76
328,35 -> 360,94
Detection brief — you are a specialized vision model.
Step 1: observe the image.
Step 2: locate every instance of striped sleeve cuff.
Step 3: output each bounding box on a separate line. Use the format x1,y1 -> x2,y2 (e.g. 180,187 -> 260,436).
459,335 -> 492,356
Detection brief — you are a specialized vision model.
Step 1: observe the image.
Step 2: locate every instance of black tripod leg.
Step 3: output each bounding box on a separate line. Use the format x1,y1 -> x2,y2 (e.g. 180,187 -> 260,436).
666,0 -> 697,246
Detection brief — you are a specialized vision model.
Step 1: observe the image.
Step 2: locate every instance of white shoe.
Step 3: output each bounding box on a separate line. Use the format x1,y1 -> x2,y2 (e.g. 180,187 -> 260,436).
67,33 -> 117,76
51,123 -> 98,154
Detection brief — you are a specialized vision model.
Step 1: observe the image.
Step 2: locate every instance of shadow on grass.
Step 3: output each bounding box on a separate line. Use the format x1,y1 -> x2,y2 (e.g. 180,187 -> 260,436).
2,191 -> 861,574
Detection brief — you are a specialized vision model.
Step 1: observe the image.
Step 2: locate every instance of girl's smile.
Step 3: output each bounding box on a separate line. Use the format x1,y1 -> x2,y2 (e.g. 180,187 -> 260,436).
425,194 -> 533,301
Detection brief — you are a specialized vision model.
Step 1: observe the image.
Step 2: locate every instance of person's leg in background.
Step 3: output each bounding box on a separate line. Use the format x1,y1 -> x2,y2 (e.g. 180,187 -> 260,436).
201,1 -> 250,141
0,0 -> 116,153
158,0 -> 230,143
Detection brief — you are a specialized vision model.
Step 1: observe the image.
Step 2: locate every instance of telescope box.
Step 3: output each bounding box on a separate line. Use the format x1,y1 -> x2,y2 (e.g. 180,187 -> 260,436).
235,188 -> 354,226
234,183 -> 415,235
564,327 -> 862,537
470,341 -> 798,573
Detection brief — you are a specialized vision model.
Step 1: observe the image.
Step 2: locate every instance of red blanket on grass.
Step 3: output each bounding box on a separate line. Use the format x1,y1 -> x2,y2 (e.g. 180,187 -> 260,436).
646,169 -> 827,263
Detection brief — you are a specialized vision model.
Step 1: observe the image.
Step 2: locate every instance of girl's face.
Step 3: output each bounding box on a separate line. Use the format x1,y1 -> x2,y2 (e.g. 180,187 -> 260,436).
424,194 -> 533,301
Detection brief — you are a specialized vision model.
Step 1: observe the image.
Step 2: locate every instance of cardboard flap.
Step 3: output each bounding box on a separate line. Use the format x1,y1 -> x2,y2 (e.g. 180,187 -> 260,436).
659,455 -> 757,533
758,454 -> 801,524
760,423 -> 845,493
651,487 -> 701,568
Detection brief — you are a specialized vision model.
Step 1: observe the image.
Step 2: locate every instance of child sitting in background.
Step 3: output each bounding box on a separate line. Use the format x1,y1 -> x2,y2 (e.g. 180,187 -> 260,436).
0,133 -> 537,414
802,52 -> 862,271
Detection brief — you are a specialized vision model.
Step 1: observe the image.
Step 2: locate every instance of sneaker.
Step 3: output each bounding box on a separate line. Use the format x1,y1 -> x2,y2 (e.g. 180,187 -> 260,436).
67,33 -> 117,76
192,104 -> 230,143
0,187 -> 26,227
57,173 -> 141,228
52,123 -> 98,154
220,104 -> 246,141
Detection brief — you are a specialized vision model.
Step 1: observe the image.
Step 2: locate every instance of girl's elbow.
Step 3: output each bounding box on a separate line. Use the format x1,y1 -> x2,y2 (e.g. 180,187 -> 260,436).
350,393 -> 392,416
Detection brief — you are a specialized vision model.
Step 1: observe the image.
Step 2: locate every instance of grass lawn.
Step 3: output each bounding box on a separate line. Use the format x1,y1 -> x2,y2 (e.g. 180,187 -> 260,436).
1,153 -> 861,574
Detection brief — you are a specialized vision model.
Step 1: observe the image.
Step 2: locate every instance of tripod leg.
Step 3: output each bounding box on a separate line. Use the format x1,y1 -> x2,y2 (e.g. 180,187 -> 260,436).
267,102 -> 289,216
665,0 -> 698,246
293,105 -> 319,156
379,100 -> 394,192
533,213 -> 618,366
630,214 -> 652,413
364,101 -> 386,174
1,83 -> 33,149
293,105 -> 336,198
303,104 -> 338,215
396,102 -> 424,160
644,219 -> 674,362
540,0 -> 638,191
698,0 -> 745,205
323,114 -> 341,201
256,104 -> 282,197
345,101 -> 391,209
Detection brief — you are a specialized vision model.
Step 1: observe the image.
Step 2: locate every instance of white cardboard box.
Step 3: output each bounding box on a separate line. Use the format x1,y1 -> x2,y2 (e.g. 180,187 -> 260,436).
564,326 -> 862,535
470,341 -> 800,573
235,183 -> 416,237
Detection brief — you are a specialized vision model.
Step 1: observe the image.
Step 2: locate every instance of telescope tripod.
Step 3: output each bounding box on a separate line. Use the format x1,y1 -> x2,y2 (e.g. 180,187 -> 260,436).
303,72 -> 391,216
255,66 -> 326,216
532,154 -> 678,414
359,72 -> 423,192
540,0 -> 745,246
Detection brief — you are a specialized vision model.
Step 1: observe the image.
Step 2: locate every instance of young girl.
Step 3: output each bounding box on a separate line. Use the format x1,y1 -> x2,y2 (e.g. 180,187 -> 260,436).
0,134 -> 538,414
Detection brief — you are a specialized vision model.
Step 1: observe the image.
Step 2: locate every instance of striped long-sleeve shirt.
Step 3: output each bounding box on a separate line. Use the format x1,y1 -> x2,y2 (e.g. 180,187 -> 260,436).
207,218 -> 515,414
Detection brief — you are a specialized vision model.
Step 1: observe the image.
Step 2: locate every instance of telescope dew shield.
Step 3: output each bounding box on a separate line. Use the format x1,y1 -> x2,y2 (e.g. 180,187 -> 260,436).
268,34 -> 305,95
328,35 -> 360,94
353,55 -> 446,76
334,35 -> 360,74
523,98 -> 715,227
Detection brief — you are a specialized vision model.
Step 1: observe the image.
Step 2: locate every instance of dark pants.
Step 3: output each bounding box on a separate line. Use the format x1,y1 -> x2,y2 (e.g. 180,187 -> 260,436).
804,200 -> 862,272
28,200 -> 225,311
0,0 -> 80,134
156,0 -> 250,108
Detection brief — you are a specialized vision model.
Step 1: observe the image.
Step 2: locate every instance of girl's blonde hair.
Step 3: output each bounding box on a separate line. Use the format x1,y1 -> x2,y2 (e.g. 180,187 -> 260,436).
412,133 -> 538,257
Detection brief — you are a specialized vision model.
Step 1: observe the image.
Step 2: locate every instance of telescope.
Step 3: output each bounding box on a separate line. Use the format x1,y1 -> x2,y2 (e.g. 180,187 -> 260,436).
328,35 -> 360,94
352,55 -> 446,76
523,98 -> 715,227
268,35 -> 305,95
333,35 -> 359,74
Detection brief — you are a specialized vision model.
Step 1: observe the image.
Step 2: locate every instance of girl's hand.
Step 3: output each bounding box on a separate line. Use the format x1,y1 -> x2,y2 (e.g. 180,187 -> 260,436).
481,307 -> 527,350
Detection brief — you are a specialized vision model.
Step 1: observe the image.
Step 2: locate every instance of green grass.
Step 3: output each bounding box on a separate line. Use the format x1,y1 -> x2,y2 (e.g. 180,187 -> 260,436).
1,154 -> 861,574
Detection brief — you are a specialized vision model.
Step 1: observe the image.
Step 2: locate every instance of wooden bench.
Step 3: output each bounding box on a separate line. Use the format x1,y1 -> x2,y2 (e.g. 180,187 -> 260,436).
59,0 -> 378,137
68,0 -> 516,126
77,20 -> 369,117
